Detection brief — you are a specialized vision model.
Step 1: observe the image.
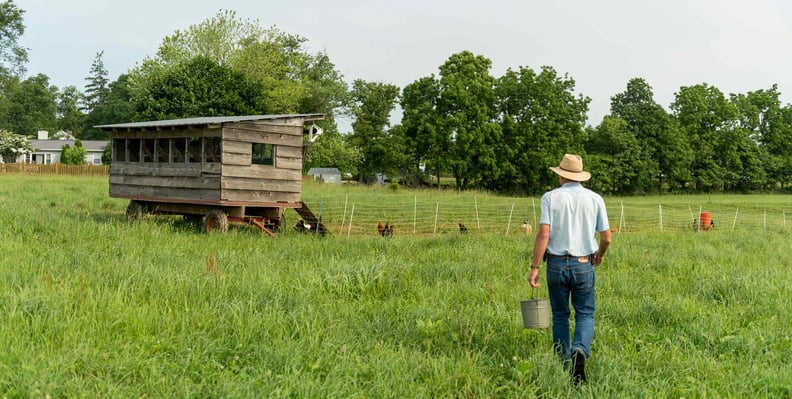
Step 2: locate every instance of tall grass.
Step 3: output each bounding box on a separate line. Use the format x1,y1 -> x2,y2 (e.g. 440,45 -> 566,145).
0,175 -> 790,397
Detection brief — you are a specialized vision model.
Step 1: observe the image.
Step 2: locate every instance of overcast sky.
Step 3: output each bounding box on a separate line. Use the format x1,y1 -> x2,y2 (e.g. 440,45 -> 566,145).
16,0 -> 792,130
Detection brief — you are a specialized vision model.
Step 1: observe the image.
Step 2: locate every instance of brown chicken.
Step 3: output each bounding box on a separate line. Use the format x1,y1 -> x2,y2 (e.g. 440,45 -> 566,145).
377,221 -> 394,237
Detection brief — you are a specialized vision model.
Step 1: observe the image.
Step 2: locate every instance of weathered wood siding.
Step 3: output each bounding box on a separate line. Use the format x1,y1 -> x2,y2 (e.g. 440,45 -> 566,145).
220,121 -> 304,203
109,127 -> 223,202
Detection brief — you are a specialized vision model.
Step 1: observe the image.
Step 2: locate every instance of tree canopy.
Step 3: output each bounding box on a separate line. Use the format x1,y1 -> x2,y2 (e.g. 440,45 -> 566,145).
3,4 -> 792,193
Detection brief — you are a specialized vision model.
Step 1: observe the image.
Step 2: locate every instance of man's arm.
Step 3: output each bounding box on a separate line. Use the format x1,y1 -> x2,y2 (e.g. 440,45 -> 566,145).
592,229 -> 611,267
529,224 -> 550,288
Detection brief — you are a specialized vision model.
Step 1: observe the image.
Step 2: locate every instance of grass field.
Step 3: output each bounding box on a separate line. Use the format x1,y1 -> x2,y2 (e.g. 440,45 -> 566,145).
0,175 -> 790,397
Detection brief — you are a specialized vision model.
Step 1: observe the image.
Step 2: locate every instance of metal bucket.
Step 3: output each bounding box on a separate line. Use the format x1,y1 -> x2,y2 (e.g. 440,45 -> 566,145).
521,290 -> 550,329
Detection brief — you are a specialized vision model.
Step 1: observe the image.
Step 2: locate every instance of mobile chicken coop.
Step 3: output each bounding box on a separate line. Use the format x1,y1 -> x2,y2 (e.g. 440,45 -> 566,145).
98,114 -> 326,235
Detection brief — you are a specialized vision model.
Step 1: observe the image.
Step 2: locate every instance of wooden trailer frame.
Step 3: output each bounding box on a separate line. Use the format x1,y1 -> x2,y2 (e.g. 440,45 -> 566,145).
98,114 -> 325,235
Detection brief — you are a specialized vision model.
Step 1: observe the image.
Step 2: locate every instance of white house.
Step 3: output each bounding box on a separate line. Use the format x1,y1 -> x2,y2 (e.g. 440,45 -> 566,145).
19,130 -> 107,165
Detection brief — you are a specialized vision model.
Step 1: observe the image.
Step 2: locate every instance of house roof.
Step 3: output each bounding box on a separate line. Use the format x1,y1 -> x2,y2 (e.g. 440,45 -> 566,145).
96,114 -> 324,130
31,140 -> 107,152
307,167 -> 341,175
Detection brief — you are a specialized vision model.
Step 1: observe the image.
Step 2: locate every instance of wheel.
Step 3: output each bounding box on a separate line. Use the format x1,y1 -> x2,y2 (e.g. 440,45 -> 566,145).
204,209 -> 229,233
126,200 -> 146,221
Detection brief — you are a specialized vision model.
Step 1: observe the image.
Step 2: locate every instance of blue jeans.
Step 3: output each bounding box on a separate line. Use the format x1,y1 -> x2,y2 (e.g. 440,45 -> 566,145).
546,256 -> 596,359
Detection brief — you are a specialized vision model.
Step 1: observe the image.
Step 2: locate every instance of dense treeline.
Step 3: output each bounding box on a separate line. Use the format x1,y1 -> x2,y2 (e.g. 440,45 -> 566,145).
1,1 -> 791,194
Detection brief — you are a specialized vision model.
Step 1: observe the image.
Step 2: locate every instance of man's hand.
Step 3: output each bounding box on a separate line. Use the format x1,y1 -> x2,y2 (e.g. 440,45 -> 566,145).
529,267 -> 540,288
593,252 -> 605,267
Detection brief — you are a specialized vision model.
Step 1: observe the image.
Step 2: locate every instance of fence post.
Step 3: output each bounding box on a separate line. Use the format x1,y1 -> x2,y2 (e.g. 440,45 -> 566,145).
434,203 -> 439,237
531,198 -> 537,229
764,209 -> 767,230
619,202 -> 624,233
659,204 -> 663,232
347,204 -> 355,239
506,202 -> 515,236
340,194 -> 348,230
414,195 -> 417,234
732,207 -> 739,230
475,197 -> 480,229
698,206 -> 702,232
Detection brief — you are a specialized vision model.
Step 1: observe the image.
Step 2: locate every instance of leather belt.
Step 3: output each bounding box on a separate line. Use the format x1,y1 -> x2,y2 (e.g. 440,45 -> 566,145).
546,253 -> 590,262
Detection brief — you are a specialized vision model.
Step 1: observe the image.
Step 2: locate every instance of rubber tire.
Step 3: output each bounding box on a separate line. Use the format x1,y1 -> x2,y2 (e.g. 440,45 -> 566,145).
126,200 -> 146,222
204,209 -> 229,233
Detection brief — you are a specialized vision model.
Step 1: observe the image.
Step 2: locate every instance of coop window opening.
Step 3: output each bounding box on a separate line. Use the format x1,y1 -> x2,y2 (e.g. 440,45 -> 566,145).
252,143 -> 275,165
171,138 -> 186,163
142,139 -> 156,163
111,136 -> 222,164
187,137 -> 202,163
127,139 -> 141,163
112,138 -> 126,162
204,137 -> 222,163
155,139 -> 169,163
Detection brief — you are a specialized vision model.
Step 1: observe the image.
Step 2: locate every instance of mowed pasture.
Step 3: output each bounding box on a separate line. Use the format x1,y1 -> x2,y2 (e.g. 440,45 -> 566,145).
0,174 -> 790,398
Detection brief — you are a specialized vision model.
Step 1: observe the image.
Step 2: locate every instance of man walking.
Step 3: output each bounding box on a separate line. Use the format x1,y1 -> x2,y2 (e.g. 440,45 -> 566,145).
528,154 -> 611,385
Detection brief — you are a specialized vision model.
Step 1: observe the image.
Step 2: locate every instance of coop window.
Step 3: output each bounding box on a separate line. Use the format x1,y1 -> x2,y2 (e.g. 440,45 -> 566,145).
187,137 -> 202,163
251,143 -> 275,165
113,139 -> 126,162
155,139 -> 169,163
142,139 -> 156,163
171,138 -> 186,163
204,137 -> 222,163
127,139 -> 141,162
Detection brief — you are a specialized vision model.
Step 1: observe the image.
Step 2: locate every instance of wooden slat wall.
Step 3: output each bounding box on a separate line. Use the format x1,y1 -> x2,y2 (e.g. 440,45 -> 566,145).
220,121 -> 304,203
109,118 -> 308,206
110,126 -> 225,202
109,162 -> 221,201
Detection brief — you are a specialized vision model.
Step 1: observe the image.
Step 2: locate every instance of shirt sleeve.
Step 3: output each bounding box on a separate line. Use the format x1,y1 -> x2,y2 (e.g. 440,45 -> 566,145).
595,195 -> 610,232
539,192 -> 551,225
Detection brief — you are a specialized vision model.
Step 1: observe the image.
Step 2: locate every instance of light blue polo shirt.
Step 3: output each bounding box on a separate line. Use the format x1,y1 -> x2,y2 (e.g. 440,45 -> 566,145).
539,182 -> 610,257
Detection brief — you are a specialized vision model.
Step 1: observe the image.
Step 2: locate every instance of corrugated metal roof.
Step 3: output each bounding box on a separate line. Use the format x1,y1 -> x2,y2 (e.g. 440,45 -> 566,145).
96,114 -> 324,130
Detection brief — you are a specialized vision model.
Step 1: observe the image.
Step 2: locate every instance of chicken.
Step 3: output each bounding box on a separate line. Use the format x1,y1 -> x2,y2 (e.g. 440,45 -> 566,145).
459,223 -> 468,233
295,218 -> 311,232
377,221 -> 385,235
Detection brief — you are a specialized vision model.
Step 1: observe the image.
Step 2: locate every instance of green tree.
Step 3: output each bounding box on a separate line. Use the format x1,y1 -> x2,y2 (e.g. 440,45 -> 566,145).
304,128 -> 360,177
0,0 -> 28,78
82,74 -> 134,139
495,65 -> 590,193
60,140 -> 87,165
401,75 -> 445,186
670,84 -> 736,191
82,51 -> 109,113
0,128 -> 32,162
610,78 -> 692,192
730,85 -> 790,189
131,10 -> 348,119
3,73 -> 57,135
437,51 -> 500,190
585,117 -> 646,194
133,56 -> 266,120
347,79 -> 400,183
56,86 -> 85,135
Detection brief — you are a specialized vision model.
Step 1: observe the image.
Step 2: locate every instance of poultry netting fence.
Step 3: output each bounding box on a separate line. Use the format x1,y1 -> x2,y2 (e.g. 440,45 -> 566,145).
289,192 -> 792,237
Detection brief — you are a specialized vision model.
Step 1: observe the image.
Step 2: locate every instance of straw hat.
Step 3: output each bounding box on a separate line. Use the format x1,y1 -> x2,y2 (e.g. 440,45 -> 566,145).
549,154 -> 591,182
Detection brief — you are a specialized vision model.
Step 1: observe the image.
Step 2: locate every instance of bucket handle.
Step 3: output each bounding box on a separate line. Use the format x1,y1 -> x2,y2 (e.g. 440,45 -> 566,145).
531,287 -> 540,300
